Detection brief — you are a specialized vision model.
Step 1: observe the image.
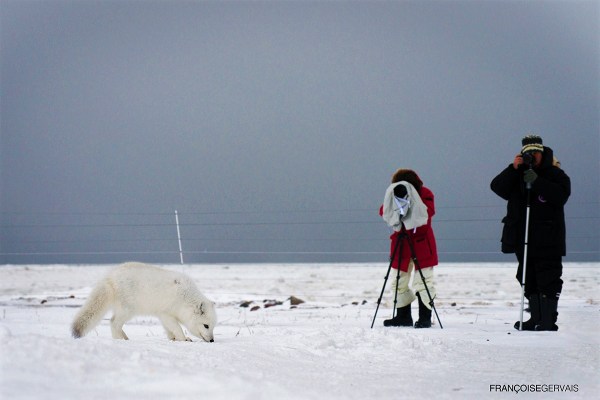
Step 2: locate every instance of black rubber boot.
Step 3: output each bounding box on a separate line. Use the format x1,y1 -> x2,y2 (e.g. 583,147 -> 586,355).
383,304 -> 413,327
514,293 -> 540,331
535,294 -> 559,331
414,293 -> 432,329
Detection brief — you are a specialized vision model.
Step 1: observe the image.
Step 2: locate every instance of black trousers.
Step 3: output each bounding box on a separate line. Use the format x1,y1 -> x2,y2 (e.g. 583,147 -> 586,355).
515,253 -> 563,299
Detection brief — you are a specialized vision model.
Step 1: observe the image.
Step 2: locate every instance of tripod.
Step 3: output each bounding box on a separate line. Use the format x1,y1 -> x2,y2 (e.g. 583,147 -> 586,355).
371,223 -> 443,329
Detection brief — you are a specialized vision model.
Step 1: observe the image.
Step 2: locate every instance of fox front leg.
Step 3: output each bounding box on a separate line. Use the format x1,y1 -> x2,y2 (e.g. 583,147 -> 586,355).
159,315 -> 191,341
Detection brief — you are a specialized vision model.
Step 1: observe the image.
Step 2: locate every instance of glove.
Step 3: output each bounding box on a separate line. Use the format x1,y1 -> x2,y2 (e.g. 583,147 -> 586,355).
523,169 -> 538,184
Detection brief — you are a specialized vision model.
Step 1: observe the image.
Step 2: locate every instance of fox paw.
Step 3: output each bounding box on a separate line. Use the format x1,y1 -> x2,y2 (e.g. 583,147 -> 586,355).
169,336 -> 192,342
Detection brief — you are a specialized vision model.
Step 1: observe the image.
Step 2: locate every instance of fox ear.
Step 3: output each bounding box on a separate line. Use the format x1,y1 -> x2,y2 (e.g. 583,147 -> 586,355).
195,303 -> 205,316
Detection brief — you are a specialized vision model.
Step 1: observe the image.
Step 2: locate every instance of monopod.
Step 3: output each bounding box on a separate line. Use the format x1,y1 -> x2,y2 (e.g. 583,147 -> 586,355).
518,166 -> 533,331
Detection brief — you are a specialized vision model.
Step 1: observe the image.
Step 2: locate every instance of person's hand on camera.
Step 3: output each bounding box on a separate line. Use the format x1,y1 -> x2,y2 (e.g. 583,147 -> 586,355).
523,169 -> 538,184
513,154 -> 524,170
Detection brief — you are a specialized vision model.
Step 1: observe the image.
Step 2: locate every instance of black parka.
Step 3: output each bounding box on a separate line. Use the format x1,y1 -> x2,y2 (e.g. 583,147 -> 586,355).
490,146 -> 571,258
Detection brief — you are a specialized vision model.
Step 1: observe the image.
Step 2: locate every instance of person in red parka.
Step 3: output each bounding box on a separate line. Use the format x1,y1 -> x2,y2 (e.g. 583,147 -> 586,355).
379,168 -> 438,328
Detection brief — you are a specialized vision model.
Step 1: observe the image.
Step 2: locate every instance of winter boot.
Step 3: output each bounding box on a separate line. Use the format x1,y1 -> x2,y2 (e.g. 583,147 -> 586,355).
535,294 -> 559,331
383,304 -> 413,327
414,292 -> 432,329
514,293 -> 540,331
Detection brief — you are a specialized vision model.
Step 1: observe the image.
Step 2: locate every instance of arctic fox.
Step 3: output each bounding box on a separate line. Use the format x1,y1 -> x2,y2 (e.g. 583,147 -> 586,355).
71,262 -> 217,342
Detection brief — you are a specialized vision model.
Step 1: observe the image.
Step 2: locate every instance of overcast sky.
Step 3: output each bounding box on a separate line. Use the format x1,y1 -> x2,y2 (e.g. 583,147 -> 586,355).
1,0 -> 598,264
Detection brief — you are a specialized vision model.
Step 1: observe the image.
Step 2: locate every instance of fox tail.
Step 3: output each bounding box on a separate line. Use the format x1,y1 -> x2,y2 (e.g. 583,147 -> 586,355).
71,280 -> 112,338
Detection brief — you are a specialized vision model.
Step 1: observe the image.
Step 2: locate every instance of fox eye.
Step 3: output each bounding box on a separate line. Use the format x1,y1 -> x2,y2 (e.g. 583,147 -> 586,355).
204,324 -> 209,329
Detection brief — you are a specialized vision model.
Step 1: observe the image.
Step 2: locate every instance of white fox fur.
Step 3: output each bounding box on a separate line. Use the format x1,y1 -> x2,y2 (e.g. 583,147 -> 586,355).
71,262 -> 217,342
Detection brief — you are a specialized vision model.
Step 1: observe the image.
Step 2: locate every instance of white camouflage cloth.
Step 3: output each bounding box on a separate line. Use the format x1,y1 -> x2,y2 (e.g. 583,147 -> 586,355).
382,181 -> 428,231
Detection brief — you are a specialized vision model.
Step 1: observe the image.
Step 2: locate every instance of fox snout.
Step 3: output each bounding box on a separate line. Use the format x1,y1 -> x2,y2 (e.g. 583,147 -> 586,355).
203,335 -> 214,343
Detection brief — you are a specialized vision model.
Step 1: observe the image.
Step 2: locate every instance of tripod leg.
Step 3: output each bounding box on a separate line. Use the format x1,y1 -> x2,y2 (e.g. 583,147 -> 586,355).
391,265 -> 401,317
391,239 -> 404,318
404,229 -> 443,329
371,232 -> 403,329
414,266 -> 442,329
370,261 -> 393,329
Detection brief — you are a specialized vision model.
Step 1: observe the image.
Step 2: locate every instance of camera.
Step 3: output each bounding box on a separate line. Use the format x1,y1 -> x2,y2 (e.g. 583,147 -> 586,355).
521,151 -> 535,166
393,184 -> 407,198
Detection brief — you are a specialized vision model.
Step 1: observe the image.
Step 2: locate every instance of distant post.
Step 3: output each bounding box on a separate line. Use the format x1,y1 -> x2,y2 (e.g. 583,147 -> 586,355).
175,210 -> 184,264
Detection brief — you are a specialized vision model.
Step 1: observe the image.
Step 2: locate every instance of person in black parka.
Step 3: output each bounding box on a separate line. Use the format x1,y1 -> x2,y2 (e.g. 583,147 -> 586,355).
491,134 -> 570,331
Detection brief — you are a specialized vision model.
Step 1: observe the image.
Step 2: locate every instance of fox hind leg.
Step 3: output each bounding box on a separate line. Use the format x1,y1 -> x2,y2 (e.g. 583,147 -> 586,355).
110,312 -> 130,340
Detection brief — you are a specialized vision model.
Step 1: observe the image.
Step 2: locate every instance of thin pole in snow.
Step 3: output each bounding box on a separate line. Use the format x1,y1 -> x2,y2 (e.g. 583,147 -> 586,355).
518,182 -> 533,330
175,210 -> 184,264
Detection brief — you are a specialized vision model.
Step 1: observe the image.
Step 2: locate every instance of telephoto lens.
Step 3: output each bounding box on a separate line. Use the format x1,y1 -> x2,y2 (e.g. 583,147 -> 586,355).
394,184 -> 407,198
522,152 -> 534,166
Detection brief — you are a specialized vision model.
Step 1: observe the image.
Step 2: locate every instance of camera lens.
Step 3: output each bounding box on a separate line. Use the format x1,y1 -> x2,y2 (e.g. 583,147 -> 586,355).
522,152 -> 534,166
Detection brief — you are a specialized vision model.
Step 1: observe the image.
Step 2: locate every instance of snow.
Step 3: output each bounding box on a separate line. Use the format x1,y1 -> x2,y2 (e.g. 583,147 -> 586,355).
0,262 -> 598,399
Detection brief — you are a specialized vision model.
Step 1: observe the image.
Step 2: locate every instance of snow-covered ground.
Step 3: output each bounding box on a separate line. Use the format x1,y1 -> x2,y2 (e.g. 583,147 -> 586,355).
0,262 -> 598,399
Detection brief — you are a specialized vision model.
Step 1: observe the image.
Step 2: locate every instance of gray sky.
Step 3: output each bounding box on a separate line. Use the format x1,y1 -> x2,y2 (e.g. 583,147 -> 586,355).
1,0 -> 598,264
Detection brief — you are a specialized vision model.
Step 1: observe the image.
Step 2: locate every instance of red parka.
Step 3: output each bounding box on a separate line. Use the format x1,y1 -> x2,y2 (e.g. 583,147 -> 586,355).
379,186 -> 438,272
